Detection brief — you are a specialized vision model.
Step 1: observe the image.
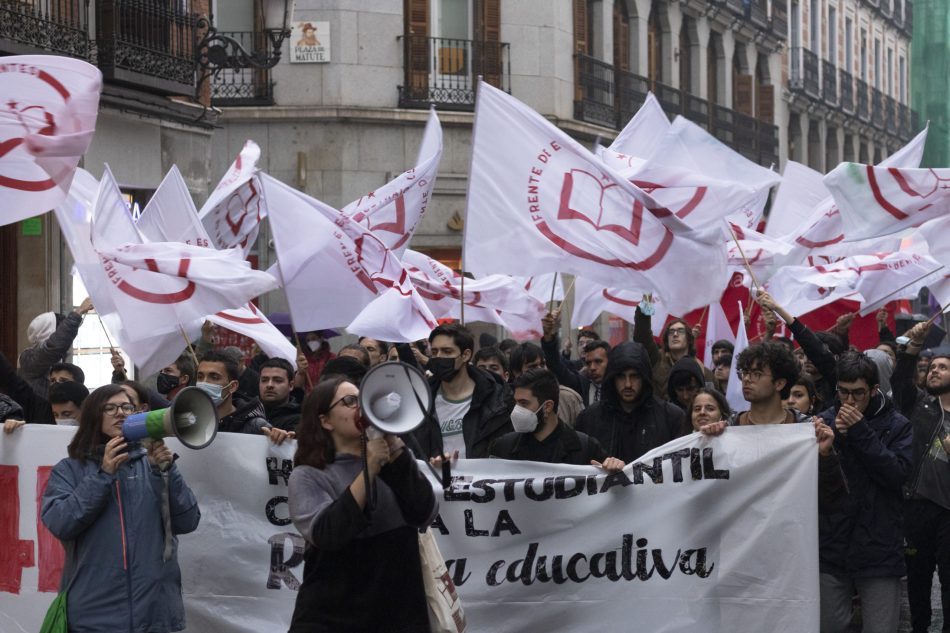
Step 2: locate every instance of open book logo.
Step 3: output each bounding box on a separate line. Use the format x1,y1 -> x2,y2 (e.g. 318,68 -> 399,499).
867,166 -> 950,221
224,179 -> 262,238
352,192 -> 411,249
533,168 -> 672,270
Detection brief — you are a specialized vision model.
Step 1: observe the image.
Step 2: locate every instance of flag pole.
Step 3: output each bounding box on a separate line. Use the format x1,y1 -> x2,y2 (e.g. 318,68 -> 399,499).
562,276 -> 577,303
727,224 -> 761,294
178,325 -> 199,367
548,272 -> 559,313
459,75 -> 484,328
861,265 -> 946,317
96,312 -> 117,354
275,260 -> 313,389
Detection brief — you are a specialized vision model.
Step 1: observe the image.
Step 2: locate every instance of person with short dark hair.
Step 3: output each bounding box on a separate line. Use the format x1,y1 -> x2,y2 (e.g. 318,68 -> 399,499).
259,357 -> 302,432
490,368 -> 616,468
44,380 -> 90,428
220,346 -> 261,402
730,341 -> 804,426
49,361 -> 85,385
816,351 -> 912,633
287,376 -> 437,632
667,356 -> 708,412
498,338 -> 518,356
337,344 -> 371,367
473,346 -> 509,382
157,354 -> 196,400
357,337 -> 389,367
892,322 -> 950,633
787,375 -> 822,416
410,323 -> 513,460
710,340 -> 734,365
541,310 -> 609,407
41,384 -> 200,633
508,342 -> 545,379
713,354 -> 732,392
197,351 -> 292,444
576,342 -> 688,462
118,380 -> 150,413
320,356 -> 368,385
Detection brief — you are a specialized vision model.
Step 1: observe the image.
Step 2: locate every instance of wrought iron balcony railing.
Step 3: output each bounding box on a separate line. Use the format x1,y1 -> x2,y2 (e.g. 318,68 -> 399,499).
822,60 -> 837,105
713,105 -> 734,146
655,80 -> 683,117
617,69 -> 649,127
758,121 -> 778,167
871,88 -> 884,130
0,0 -> 91,58
771,0 -> 788,38
885,95 -> 897,134
96,0 -> 197,95
839,69 -> 854,113
573,53 -> 618,129
734,111 -> 758,161
748,0 -> 769,29
856,78 -> 870,121
790,47 -> 821,99
210,31 -> 274,106
399,34 -> 510,111
684,93 -> 710,129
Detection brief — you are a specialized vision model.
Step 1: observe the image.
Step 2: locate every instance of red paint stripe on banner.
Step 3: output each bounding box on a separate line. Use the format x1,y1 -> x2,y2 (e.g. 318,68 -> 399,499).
0,465 -> 35,594
36,466 -> 64,593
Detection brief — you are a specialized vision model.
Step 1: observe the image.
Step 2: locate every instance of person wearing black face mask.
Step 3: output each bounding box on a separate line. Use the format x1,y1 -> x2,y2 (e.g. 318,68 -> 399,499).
155,354 -> 195,400
489,369 -> 623,470
409,323 -> 513,461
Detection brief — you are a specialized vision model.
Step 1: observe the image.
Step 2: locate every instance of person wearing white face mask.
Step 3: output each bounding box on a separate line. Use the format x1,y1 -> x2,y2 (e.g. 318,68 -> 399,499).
489,368 -> 625,471
196,351 -> 293,445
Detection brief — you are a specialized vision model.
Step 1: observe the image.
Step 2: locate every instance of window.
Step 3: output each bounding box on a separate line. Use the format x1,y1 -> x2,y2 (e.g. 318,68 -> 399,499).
810,0 -> 820,53
828,6 -> 836,63
791,1 -> 801,49
845,17 -> 852,72
899,55 -> 906,102
887,48 -> 893,95
859,28 -> 867,80
874,39 -> 881,89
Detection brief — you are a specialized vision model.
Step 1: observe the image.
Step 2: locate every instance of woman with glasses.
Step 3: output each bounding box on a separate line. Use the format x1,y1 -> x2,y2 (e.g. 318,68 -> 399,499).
41,384 -> 200,633
287,375 -> 438,633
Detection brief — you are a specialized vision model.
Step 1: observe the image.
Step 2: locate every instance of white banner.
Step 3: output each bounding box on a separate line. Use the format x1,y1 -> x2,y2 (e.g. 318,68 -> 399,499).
1,425 -> 818,633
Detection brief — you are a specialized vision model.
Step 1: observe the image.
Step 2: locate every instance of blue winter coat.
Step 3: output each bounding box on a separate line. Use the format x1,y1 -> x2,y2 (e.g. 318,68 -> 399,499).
818,394 -> 913,578
41,446 -> 200,633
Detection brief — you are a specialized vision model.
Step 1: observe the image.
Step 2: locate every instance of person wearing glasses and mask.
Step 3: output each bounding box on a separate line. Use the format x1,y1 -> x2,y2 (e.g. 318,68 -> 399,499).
287,375 -> 437,633
41,384 -> 200,633
816,351 -> 912,633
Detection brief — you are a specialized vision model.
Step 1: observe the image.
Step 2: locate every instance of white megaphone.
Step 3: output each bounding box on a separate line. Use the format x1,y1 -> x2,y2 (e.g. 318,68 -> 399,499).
357,361 -> 431,436
121,386 -> 219,449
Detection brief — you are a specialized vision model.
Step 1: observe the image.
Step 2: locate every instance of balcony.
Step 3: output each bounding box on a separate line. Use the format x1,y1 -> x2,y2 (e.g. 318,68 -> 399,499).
856,78 -> 870,121
839,69 -> 854,113
871,88 -> 884,130
573,53 -> 618,129
0,0 -> 91,59
724,0 -> 745,18
684,93 -> 710,129
713,105 -> 734,146
655,80 -> 683,118
734,111 -> 758,161
758,121 -> 778,167
904,0 -> 913,34
771,0 -> 788,38
822,60 -> 837,106
790,47 -> 821,100
209,31 -> 274,106
885,96 -> 897,135
399,35 -> 510,111
96,0 -> 197,95
617,69 -> 649,126
748,0 -> 769,29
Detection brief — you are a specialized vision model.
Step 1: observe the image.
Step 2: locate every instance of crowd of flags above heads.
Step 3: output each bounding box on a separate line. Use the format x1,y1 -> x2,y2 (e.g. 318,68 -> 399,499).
2,54 -> 949,374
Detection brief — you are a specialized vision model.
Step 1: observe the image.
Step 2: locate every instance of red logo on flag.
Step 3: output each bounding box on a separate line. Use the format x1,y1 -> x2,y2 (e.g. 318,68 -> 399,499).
109,256 -> 197,305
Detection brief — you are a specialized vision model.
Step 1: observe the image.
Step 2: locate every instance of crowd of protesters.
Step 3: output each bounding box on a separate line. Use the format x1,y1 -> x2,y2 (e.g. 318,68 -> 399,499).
2,292 -> 949,633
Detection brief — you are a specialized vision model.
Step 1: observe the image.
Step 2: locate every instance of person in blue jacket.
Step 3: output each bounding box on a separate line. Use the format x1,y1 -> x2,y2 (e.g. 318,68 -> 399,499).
41,384 -> 200,633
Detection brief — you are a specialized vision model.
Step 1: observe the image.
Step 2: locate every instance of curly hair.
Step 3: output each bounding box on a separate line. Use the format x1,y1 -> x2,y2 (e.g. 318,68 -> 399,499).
737,341 -> 800,400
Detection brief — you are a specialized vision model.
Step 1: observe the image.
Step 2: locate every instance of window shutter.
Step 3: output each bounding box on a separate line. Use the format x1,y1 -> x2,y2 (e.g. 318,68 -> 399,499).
757,83 -> 775,122
734,74 -> 754,116
613,4 -> 629,72
475,0 -> 502,87
405,0 -> 429,99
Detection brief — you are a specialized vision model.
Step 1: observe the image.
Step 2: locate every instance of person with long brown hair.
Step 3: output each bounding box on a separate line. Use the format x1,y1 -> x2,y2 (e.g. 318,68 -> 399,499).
287,375 -> 438,633
41,384 -> 200,632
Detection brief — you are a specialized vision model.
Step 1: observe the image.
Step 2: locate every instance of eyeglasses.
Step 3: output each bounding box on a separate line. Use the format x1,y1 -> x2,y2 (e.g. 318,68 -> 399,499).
836,387 -> 869,400
329,394 -> 359,410
668,327 -> 688,335
737,369 -> 772,382
102,403 -> 135,416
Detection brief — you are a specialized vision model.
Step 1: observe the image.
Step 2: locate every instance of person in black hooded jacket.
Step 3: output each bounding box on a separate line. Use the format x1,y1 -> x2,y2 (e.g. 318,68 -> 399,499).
576,341 -> 689,462
667,355 -> 710,412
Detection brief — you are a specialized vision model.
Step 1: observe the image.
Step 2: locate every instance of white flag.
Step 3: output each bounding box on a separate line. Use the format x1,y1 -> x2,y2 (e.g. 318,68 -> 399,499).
91,167 -> 278,339
704,301 -> 735,370
571,278 -> 666,336
403,250 -> 546,339
136,166 -> 296,367
262,174 -> 438,341
198,140 -> 265,256
464,82 -> 728,316
0,55 -> 102,226
766,252 -> 944,317
342,108 -> 442,257
599,92 -> 670,177
517,273 -> 564,304
726,302 -> 748,414
825,164 -> 950,242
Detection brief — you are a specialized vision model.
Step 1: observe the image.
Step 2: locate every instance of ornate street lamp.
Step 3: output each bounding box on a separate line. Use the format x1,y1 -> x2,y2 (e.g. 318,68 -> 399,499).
194,0 -> 293,101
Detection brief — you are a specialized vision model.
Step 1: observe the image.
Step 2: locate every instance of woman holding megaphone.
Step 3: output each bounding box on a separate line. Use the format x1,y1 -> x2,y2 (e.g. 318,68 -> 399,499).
288,375 -> 438,633
40,384 -> 200,632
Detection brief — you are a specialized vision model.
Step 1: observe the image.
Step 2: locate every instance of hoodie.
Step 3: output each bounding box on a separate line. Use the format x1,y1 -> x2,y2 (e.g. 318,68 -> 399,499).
219,395 -> 270,434
666,356 -> 708,409
576,342 -> 688,462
